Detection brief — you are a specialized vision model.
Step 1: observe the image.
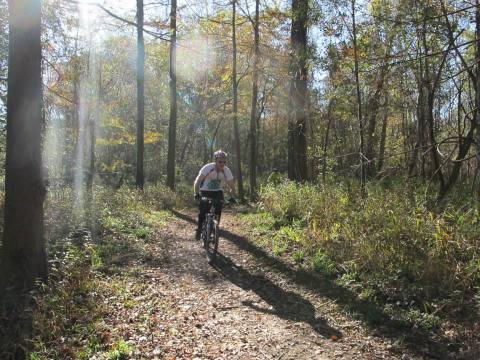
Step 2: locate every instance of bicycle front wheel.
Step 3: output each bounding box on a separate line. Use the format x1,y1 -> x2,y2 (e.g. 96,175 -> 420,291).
204,220 -> 219,264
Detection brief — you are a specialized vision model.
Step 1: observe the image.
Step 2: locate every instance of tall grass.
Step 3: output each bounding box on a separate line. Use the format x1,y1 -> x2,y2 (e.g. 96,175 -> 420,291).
0,184 -> 178,359
258,180 -> 480,300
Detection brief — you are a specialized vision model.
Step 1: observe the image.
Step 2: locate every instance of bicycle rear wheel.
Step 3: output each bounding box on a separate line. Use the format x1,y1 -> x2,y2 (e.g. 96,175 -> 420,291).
203,220 -> 219,264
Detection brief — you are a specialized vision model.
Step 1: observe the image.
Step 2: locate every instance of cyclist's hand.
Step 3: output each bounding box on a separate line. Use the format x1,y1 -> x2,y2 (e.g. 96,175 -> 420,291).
194,193 -> 201,200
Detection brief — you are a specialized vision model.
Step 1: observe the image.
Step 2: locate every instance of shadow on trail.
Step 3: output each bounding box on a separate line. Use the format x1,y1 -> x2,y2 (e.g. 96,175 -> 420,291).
171,210 -> 457,359
212,253 -> 342,339
0,287 -> 33,360
219,228 -> 458,359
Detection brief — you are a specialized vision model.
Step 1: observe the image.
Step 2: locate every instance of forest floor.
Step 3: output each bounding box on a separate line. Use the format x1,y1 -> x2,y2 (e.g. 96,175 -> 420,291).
92,207 -> 444,360
8,202 -> 474,359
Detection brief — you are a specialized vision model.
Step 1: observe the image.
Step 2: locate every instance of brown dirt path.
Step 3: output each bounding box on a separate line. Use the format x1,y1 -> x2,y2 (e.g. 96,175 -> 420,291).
101,209 -> 423,360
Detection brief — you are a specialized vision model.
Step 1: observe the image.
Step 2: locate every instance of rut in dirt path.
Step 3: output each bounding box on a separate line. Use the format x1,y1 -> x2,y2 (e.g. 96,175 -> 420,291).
159,209 -> 418,360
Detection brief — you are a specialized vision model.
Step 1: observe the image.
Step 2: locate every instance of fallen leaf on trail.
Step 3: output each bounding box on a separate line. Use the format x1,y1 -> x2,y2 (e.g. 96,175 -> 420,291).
331,335 -> 338,341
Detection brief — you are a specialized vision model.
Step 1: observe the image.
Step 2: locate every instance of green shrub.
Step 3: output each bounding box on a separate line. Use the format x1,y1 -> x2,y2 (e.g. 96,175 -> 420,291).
312,249 -> 337,276
257,180 -> 480,301
107,340 -> 132,360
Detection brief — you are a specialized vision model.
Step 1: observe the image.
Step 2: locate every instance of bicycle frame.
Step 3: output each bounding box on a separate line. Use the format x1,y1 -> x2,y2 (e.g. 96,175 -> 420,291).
200,197 -> 224,264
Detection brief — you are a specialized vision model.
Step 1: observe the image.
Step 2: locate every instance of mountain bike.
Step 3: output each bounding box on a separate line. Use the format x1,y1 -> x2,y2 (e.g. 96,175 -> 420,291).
200,197 -> 223,264
200,196 -> 236,264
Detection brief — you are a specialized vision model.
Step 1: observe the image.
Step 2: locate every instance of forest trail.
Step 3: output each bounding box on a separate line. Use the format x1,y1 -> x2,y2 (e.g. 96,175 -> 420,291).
101,208 -> 423,360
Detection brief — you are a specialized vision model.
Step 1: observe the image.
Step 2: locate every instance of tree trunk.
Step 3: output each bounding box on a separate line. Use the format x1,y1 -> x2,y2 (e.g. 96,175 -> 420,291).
179,124 -> 194,167
249,0 -> 259,199
289,0 -> 308,182
167,0 -> 177,190
87,61 -> 101,190
351,0 -> 365,196
322,102 -> 333,183
68,29 -> 80,185
232,0 -> 245,199
2,0 -> 47,288
364,55 -> 390,177
422,20 -> 445,189
377,94 -> 388,174
136,0 -> 145,189
475,0 -> 480,193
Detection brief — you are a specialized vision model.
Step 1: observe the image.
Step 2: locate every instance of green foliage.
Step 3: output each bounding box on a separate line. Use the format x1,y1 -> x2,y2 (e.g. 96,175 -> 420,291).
106,340 -> 132,360
292,250 -> 305,263
28,242 -> 106,359
312,249 -> 337,276
21,185 -> 174,357
257,181 -> 480,302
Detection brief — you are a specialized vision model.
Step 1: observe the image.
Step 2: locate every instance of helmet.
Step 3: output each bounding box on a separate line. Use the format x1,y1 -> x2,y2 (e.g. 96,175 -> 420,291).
214,149 -> 227,160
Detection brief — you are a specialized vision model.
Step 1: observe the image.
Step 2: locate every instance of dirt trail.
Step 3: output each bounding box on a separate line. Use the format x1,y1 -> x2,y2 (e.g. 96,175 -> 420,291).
104,209 -> 421,360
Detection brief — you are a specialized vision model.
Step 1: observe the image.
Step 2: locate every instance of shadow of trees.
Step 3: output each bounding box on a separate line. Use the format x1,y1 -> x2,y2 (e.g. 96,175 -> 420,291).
212,253 -> 342,339
171,210 -> 458,359
0,286 -> 33,360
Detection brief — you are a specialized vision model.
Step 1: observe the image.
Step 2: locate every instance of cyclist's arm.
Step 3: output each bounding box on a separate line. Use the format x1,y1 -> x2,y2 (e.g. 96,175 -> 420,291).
227,179 -> 236,197
194,173 -> 206,195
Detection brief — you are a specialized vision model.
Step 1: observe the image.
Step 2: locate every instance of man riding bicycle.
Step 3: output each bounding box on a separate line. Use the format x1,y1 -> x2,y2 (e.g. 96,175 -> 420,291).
193,150 -> 236,240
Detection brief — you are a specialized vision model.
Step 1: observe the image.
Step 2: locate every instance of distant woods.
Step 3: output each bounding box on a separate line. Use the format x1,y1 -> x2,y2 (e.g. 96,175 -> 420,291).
2,0 -> 480,285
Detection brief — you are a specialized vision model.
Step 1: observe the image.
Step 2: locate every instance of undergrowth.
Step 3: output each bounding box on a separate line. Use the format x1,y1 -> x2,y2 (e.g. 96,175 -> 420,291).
1,185 -> 175,359
241,180 -> 480,339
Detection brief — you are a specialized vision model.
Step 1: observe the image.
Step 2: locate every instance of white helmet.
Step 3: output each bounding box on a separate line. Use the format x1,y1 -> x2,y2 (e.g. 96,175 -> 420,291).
214,149 -> 227,160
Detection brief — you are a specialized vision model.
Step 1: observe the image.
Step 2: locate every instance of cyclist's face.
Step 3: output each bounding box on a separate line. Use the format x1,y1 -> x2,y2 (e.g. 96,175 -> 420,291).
216,159 -> 226,169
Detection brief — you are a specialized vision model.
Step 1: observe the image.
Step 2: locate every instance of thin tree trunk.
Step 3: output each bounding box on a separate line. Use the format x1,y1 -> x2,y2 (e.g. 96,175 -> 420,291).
249,0 -> 259,199
69,28 -> 80,184
475,0 -> 480,194
352,0 -> 365,196
364,59 -> 390,177
179,124 -> 194,167
87,62 -> 101,190
377,94 -> 388,174
167,0 -> 177,190
322,102 -> 333,183
422,20 -> 445,189
287,121 -> 295,180
439,123 -> 475,199
136,0 -> 145,189
2,0 -> 47,288
232,0 -> 245,199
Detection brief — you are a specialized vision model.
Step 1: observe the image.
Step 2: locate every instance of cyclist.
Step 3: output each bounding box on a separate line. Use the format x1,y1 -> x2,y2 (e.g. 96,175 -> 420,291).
193,150 -> 236,240
267,167 -> 283,186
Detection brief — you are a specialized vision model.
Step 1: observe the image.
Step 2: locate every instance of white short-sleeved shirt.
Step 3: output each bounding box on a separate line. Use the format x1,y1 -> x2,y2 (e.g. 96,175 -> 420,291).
199,163 -> 234,192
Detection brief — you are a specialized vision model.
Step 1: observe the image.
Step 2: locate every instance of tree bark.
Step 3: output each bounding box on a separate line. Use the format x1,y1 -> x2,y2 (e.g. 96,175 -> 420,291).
136,0 -> 145,189
351,0 -> 365,196
2,0 -> 47,288
377,94 -> 388,174
232,0 -> 245,199
289,0 -> 308,182
179,124 -> 194,167
422,18 -> 445,189
322,102 -> 333,183
68,29 -> 80,184
475,0 -> 480,193
167,0 -> 177,190
87,62 -> 101,190
364,52 -> 391,177
249,0 -> 259,199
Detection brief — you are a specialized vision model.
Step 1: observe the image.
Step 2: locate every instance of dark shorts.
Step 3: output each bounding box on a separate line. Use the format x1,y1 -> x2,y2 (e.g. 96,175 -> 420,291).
197,190 -> 224,231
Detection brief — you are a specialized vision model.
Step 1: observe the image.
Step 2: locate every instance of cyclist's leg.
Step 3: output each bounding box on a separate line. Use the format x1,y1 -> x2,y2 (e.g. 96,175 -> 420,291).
212,191 -> 224,223
197,193 -> 211,239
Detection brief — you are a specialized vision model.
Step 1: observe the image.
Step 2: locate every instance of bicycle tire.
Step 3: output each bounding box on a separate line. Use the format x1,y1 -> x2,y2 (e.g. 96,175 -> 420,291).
204,219 -> 218,264
201,220 -> 208,243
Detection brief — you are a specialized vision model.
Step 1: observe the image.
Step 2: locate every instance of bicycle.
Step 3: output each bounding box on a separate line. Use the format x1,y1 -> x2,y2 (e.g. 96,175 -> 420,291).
200,197 -> 223,264
199,196 -> 236,264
